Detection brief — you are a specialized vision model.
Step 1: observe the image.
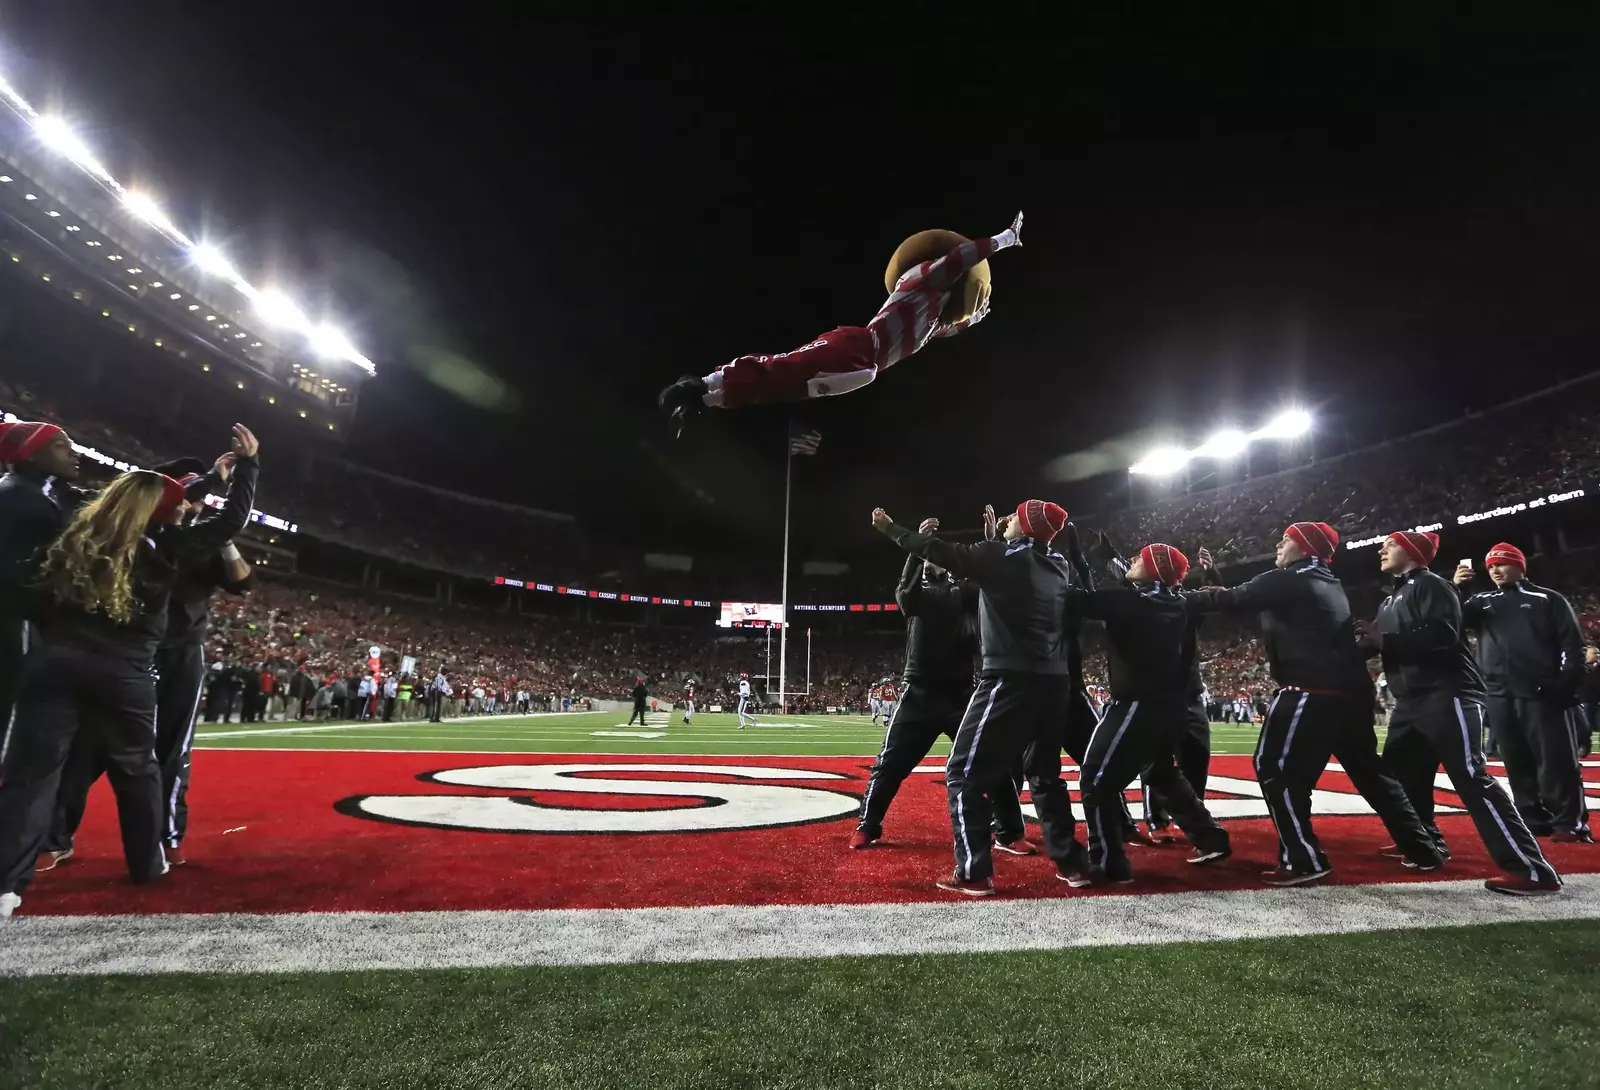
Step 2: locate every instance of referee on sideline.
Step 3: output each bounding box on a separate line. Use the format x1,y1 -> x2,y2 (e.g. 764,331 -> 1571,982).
873,500 -> 1087,897
852,518 -> 1031,854
1453,543 -> 1590,842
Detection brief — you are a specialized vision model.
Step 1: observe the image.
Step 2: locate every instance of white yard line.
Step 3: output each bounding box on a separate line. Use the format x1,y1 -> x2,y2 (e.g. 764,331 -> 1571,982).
3,874 -> 1594,977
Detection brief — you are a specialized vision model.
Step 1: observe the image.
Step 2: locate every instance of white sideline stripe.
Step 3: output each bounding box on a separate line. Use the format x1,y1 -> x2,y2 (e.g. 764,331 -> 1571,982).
3,874 -> 1596,977
194,711 -> 588,739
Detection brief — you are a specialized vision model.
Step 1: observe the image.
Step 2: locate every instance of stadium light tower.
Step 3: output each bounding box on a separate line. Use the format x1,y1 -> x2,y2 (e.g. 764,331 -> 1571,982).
1252,408 -> 1313,440
0,60 -> 379,378
1128,446 -> 1192,477
1193,428 -> 1251,460
1128,408 -> 1312,475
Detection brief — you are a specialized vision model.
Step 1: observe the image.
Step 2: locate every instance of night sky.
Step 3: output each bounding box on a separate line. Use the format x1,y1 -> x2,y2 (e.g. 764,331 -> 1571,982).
5,9 -> 1599,559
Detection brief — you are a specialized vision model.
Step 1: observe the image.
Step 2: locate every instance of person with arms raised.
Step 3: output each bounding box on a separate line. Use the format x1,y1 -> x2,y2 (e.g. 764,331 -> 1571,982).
0,424 -> 258,918
872,500 -> 1087,896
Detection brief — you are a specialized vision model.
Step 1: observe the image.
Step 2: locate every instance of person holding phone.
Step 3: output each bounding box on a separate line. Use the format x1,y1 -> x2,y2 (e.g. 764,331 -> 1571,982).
1453,543 -> 1590,844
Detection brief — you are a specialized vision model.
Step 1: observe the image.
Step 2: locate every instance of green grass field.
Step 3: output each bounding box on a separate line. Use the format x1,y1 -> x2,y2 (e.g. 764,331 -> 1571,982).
5,922 -> 1597,1089
192,710 -> 1301,757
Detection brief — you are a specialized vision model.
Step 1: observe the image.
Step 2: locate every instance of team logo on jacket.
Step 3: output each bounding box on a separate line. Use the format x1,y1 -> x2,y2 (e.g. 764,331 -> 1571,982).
338,764 -> 859,834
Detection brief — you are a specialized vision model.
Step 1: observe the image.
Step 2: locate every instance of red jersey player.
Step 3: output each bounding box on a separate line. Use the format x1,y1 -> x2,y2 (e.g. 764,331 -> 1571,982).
682,682 -> 695,725
659,212 -> 1024,436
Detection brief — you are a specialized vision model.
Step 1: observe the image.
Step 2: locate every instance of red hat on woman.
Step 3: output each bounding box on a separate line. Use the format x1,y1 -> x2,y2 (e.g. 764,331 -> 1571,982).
1014,499 -> 1068,543
1387,530 -> 1439,568
151,474 -> 189,525
1485,542 -> 1526,572
1285,521 -> 1339,561
1139,543 -> 1190,586
6,421 -> 64,464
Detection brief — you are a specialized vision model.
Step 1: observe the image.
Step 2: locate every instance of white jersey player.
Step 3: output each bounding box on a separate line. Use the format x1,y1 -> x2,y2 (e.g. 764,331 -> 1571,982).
683,683 -> 695,725
737,674 -> 755,730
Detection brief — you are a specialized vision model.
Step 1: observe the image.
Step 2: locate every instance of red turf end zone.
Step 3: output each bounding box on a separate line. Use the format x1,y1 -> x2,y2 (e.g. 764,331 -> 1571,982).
26,751 -> 1600,916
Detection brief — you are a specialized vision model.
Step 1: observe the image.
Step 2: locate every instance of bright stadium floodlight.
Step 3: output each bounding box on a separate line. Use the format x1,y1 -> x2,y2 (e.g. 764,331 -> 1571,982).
32,115 -> 114,184
122,191 -> 191,245
0,64 -> 377,374
190,242 -> 240,281
1252,408 -> 1312,440
1129,446 -> 1192,476
253,288 -> 311,332
1194,428 -> 1250,460
309,323 -> 355,359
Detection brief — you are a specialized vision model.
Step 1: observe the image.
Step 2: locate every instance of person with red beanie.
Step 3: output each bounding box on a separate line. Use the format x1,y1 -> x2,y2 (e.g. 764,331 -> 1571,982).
872,499 -> 1088,895
1452,543 -> 1590,844
42,451 -> 254,871
0,425 -> 258,918
0,421 -> 82,784
1187,524 -> 1443,884
1354,533 -> 1561,895
1065,541 -> 1231,884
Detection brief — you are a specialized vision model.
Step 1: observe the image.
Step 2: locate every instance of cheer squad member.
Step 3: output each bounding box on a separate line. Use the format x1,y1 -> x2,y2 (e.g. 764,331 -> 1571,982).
0,425 -> 258,918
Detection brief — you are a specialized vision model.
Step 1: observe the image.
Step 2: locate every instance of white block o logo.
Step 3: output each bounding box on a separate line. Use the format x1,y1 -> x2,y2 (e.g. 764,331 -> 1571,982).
339,763 -> 859,834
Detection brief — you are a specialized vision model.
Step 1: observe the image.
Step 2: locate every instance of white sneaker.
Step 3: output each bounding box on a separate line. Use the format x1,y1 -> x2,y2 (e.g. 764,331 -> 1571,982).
0,892 -> 20,917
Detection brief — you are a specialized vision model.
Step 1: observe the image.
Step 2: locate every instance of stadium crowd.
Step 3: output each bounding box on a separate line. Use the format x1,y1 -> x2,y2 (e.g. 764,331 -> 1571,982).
198,575 -> 908,720
1086,378 -> 1600,566
8,369 -> 1600,585
6,365 -> 1600,727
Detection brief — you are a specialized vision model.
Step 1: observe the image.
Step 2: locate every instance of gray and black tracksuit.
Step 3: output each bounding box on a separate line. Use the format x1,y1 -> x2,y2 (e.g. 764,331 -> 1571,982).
0,469 -> 72,775
1073,581 -> 1229,878
877,521 -> 1086,882
1189,557 -> 1441,874
1578,660 -> 1600,758
1139,563 -> 1219,829
48,543 -> 252,855
0,458 -> 257,897
857,554 -> 1027,844
1459,579 -> 1588,836
1374,567 -> 1558,884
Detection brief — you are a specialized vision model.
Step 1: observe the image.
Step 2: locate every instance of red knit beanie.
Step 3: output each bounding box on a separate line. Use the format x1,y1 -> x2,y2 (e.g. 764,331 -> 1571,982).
1388,530 -> 1439,568
151,474 -> 189,526
1139,543 -> 1190,586
1485,542 -> 1526,572
1285,521 -> 1339,561
5,421 -> 63,464
176,472 -> 210,501
1015,499 -> 1068,543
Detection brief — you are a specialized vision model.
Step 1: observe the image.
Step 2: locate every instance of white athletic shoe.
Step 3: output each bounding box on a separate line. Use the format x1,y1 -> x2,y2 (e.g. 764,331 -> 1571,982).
0,892 -> 20,918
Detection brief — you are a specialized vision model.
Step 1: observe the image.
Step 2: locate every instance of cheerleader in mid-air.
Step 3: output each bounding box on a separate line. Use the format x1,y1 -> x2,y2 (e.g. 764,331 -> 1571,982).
659,212 -> 1023,436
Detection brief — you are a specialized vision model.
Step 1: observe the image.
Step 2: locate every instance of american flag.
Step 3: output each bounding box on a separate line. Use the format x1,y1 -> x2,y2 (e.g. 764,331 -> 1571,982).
788,426 -> 822,457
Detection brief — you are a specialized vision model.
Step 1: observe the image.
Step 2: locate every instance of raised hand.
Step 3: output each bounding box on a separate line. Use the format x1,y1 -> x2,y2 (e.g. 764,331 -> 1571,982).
230,423 -> 260,459
212,452 -> 236,482
1452,564 -> 1474,586
1197,547 -> 1214,571
918,517 -> 940,535
982,504 -> 998,541
1008,210 -> 1024,245
871,508 -> 893,531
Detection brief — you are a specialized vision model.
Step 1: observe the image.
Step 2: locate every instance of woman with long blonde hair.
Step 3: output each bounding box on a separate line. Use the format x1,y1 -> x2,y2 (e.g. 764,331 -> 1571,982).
0,424 -> 258,917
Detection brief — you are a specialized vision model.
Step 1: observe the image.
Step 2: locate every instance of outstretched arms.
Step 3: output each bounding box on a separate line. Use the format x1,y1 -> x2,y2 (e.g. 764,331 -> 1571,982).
873,508 -> 1003,584
910,211 -> 1024,294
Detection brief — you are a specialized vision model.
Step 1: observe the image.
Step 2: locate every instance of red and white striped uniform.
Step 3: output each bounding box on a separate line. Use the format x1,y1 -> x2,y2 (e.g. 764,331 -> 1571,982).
706,228 -> 1018,409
